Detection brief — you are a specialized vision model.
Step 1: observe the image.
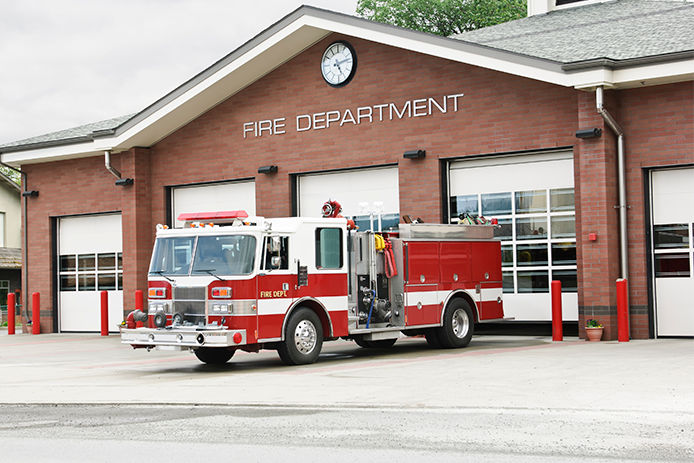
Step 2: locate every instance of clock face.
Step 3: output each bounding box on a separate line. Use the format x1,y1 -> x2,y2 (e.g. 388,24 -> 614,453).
321,41 -> 356,87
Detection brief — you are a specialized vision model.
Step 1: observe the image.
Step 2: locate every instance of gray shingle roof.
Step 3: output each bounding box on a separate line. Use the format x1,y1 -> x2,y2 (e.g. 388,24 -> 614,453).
0,114 -> 134,151
455,0 -> 694,64
0,248 -> 21,269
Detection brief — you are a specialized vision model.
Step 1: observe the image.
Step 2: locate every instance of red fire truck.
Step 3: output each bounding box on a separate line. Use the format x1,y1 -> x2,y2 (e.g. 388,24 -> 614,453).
120,208 -> 505,365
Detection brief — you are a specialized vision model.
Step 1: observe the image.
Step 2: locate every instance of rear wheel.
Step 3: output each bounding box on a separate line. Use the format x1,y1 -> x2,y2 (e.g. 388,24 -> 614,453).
354,338 -> 397,349
278,307 -> 323,365
436,298 -> 474,348
194,347 -> 235,365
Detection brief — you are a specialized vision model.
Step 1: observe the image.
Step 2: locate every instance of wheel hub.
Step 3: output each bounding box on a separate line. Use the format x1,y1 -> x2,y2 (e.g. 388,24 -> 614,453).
452,308 -> 470,339
294,320 -> 317,354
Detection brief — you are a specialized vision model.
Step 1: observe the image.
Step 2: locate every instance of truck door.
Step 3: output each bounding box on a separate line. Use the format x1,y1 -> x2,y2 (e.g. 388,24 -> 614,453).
257,235 -> 293,340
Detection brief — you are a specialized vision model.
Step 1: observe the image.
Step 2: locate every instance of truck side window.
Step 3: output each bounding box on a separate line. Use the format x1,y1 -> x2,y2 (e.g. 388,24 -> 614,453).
316,228 -> 342,269
263,236 -> 289,270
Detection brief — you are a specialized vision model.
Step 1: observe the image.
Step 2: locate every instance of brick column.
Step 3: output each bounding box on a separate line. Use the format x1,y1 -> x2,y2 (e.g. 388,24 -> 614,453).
119,148 -> 152,313
575,90 -> 621,340
399,156 -> 442,223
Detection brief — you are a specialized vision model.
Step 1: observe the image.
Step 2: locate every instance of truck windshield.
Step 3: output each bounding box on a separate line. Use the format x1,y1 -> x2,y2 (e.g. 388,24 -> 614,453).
191,235 -> 257,275
149,236 -> 195,275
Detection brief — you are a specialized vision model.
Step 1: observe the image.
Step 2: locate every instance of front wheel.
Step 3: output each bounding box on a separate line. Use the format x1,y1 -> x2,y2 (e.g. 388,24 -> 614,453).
278,307 -> 323,365
436,298 -> 474,348
194,347 -> 235,365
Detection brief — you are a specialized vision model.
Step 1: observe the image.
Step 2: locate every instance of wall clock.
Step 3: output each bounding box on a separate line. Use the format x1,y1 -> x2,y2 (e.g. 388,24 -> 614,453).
321,41 -> 356,87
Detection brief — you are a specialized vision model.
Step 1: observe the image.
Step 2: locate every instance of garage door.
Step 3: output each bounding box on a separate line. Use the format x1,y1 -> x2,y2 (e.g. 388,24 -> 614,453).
58,213 -> 123,332
298,166 -> 399,231
172,180 -> 255,228
449,151 -> 577,321
651,168 -> 694,336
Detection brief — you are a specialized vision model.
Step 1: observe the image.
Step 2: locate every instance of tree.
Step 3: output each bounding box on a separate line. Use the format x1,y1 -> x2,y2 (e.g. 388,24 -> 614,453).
0,166 -> 20,186
356,0 -> 527,36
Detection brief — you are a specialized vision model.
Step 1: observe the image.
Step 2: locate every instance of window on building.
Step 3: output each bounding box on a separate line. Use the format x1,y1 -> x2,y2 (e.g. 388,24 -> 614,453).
60,252 -> 123,291
450,187 -> 577,293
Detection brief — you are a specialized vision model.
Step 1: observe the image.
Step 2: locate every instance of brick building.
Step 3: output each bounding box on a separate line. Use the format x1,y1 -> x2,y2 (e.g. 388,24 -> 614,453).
0,0 -> 692,338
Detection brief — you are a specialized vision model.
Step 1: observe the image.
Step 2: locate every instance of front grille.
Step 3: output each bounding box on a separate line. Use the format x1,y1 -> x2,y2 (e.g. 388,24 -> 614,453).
173,286 -> 206,301
172,286 -> 206,324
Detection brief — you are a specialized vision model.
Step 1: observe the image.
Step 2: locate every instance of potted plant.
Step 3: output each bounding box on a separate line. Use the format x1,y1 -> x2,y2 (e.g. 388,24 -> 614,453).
585,319 -> 604,342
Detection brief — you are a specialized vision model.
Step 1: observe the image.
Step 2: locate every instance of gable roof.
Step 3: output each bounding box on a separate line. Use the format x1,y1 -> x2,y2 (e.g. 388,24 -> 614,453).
1,2 -> 692,165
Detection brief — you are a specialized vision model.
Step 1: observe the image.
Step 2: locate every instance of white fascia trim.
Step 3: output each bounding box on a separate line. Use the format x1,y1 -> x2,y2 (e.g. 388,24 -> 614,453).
109,20 -> 326,150
0,142 -> 108,166
301,16 -> 574,87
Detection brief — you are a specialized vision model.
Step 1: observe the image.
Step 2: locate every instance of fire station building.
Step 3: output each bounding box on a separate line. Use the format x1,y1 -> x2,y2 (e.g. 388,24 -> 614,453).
1,0 -> 692,339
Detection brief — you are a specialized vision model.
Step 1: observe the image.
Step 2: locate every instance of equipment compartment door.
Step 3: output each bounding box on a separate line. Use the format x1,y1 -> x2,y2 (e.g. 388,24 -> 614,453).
405,241 -> 441,326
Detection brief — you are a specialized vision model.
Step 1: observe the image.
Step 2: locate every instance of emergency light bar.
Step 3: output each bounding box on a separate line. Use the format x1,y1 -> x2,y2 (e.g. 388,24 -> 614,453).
177,210 -> 249,222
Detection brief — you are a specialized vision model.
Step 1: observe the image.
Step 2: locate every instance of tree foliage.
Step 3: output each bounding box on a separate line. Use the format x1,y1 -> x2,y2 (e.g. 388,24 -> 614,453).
0,166 -> 21,186
356,0 -> 526,36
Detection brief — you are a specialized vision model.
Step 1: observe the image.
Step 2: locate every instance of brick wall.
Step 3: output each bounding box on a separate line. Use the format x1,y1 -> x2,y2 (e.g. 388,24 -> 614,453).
19,34 -> 693,338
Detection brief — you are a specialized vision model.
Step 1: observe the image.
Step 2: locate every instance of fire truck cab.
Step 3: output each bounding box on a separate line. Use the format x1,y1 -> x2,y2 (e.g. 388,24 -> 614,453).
120,210 -> 505,366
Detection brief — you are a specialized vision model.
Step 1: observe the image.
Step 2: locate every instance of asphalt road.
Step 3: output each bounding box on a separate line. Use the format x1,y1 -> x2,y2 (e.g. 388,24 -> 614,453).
0,332 -> 692,461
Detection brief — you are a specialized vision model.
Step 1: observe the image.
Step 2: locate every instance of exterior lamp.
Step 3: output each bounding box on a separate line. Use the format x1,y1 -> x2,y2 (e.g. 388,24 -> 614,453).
575,128 -> 602,139
258,165 -> 278,174
22,190 -> 39,197
115,178 -> 134,186
403,149 -> 426,159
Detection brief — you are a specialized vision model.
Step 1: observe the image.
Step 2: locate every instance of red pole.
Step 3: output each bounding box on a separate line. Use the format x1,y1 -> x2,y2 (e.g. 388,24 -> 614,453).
100,291 -> 109,336
31,292 -> 40,335
617,278 -> 630,342
135,290 -> 145,328
135,290 -> 143,311
551,280 -> 563,341
7,293 -> 15,335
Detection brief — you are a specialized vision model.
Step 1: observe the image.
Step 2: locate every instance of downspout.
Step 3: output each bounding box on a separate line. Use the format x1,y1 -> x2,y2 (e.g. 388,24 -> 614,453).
596,86 -> 628,280
0,161 -> 30,325
104,150 -> 121,179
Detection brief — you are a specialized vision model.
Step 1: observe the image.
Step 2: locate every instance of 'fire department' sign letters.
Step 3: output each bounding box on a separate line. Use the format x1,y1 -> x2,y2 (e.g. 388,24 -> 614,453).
242,92 -> 464,139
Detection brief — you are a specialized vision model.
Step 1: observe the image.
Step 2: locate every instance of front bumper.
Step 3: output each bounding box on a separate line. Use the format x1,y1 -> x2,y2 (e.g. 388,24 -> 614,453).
120,326 -> 246,349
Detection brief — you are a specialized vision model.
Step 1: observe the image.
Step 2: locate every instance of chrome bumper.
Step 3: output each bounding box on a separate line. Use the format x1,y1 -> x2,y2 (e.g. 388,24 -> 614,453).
120,326 -> 246,348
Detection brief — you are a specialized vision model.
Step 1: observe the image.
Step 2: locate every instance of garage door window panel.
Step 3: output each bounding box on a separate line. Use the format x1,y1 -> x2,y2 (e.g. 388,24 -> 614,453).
517,271 -> 549,293
553,270 -> 578,291
516,217 -> 547,240
552,243 -> 576,266
450,195 -> 478,220
654,253 -> 691,278
654,224 -> 689,249
550,188 -> 575,212
551,216 -> 576,239
517,244 -> 548,267
481,192 -> 512,216
516,190 -> 546,214
494,218 -> 512,240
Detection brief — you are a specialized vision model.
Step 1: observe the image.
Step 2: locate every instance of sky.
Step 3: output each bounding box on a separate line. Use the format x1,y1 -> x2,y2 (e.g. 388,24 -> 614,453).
0,0 -> 359,145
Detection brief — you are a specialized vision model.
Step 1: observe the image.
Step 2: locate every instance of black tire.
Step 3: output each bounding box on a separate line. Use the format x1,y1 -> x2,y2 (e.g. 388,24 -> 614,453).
424,329 -> 443,348
354,338 -> 397,349
436,298 -> 475,348
278,307 -> 323,365
194,347 -> 235,365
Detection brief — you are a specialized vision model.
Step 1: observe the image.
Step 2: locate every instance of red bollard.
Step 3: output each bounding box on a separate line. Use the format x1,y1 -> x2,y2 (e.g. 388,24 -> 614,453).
617,278 -> 629,342
7,293 -> 15,335
100,291 -> 109,336
551,280 -> 563,341
135,290 -> 145,328
31,292 -> 40,335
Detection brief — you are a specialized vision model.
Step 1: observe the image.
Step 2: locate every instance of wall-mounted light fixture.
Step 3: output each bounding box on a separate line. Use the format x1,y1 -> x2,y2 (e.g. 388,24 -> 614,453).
258,165 -> 278,174
575,128 -> 602,139
22,190 -> 39,198
115,178 -> 134,186
403,149 -> 426,159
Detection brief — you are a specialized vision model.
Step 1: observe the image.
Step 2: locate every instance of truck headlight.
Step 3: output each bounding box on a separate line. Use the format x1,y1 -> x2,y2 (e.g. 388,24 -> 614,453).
148,301 -> 170,314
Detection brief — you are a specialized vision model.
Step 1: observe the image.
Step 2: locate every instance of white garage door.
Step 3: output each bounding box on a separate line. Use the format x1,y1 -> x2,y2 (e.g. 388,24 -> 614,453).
298,166 -> 400,231
651,168 -> 694,336
449,151 -> 577,321
172,180 -> 255,228
58,213 -> 123,332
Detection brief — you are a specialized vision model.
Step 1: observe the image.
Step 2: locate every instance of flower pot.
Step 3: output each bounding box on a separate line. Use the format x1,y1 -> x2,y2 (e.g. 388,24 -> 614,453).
585,327 -> 603,342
